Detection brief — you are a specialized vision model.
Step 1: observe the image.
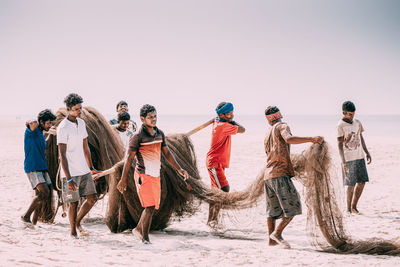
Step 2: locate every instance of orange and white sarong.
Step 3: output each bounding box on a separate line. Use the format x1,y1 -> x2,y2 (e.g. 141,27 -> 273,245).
134,171 -> 161,210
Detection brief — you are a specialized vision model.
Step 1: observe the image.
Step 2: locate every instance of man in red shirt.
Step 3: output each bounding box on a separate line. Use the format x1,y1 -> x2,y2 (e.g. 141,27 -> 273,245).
206,102 -> 245,227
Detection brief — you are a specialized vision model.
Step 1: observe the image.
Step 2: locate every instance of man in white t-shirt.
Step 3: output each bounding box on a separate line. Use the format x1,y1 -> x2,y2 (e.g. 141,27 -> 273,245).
113,110 -> 133,153
57,93 -> 100,237
337,101 -> 371,214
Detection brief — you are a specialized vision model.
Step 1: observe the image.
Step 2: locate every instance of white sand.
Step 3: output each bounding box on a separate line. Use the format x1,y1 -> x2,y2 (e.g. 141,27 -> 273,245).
1,119 -> 399,266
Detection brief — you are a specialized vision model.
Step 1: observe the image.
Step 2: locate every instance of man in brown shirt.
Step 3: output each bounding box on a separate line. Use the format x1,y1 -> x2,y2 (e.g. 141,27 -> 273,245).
264,106 -> 323,249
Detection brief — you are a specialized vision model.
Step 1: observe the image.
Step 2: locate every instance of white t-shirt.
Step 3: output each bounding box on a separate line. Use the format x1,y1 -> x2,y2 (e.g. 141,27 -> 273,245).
117,128 -> 133,151
57,117 -> 90,177
337,119 -> 365,162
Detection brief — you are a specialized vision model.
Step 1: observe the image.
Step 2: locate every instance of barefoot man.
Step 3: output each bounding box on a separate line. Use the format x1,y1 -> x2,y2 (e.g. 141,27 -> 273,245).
22,109 -> 56,224
57,93 -> 100,237
264,106 -> 323,248
206,102 -> 245,227
117,104 -> 189,243
338,101 -> 371,214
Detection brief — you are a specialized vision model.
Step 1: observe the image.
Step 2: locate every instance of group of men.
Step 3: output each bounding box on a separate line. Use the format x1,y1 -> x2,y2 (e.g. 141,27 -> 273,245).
22,94 -> 371,248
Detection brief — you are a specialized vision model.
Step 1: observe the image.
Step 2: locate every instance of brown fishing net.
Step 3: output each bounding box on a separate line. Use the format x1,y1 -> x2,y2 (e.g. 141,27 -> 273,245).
291,142 -> 400,255
106,132 -> 268,232
43,107 -> 399,255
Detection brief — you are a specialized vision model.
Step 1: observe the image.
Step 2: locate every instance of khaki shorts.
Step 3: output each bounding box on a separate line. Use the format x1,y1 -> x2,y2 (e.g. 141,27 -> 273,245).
26,171 -> 52,190
264,175 -> 302,219
62,172 -> 97,203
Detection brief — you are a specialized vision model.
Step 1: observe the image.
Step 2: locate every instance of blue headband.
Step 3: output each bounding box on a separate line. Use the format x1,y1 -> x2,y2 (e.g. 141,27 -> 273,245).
216,102 -> 234,115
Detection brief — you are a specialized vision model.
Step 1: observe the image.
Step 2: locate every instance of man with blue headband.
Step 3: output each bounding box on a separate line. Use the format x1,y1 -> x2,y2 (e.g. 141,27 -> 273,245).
206,102 -> 245,227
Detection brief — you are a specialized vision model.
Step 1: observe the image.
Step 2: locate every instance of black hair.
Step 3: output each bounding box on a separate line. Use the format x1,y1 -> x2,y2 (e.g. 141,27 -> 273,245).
37,109 -> 56,124
342,101 -> 356,112
217,102 -> 228,110
265,106 -> 280,115
64,93 -> 83,108
140,104 -> 156,118
116,100 -> 128,111
117,110 -> 130,122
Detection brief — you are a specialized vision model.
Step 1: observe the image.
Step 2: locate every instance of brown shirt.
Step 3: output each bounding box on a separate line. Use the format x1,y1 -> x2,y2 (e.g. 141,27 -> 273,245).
264,122 -> 295,180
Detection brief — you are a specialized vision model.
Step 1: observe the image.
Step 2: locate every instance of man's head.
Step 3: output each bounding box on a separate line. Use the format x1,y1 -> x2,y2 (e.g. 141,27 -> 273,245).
117,110 -> 131,131
116,101 -> 129,113
265,106 -> 283,126
64,93 -> 83,118
216,102 -> 234,122
37,109 -> 56,131
342,101 -> 356,121
140,104 -> 157,128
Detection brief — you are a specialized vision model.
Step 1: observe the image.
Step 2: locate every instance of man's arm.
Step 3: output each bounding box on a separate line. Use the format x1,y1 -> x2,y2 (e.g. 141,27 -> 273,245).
231,121 -> 245,133
58,143 -> 77,192
83,138 -> 98,174
26,120 -> 38,131
337,136 -> 349,172
360,133 -> 371,164
161,146 -> 189,179
117,150 -> 137,193
45,127 -> 57,144
285,136 -> 323,145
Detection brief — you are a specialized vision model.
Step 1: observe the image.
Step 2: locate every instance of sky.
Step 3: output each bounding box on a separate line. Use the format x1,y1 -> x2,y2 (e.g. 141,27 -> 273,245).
1,0 -> 399,117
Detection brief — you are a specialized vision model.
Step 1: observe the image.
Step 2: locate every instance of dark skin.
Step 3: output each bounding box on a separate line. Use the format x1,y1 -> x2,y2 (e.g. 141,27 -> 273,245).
207,111 -> 245,226
117,111 -> 189,243
116,120 -> 130,132
117,104 -> 128,113
58,103 -> 99,237
266,116 -> 323,246
21,119 -> 53,224
337,111 -> 371,214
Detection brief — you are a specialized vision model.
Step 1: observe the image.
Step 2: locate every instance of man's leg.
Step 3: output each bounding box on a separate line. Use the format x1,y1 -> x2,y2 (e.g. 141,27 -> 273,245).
207,184 -> 229,225
267,217 -> 278,246
351,182 -> 365,213
141,206 -> 155,243
68,201 -> 79,237
270,216 -> 294,248
346,186 -> 355,213
21,183 -> 49,224
76,193 -> 97,234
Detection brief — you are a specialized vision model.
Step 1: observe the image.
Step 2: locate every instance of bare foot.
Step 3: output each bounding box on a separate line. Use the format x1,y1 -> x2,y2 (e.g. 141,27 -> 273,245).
142,239 -> 151,244
207,220 -> 223,230
132,228 -> 143,241
351,208 -> 360,214
77,225 -> 89,236
70,232 -> 78,239
270,232 -> 291,249
268,238 -> 278,246
21,215 -> 32,224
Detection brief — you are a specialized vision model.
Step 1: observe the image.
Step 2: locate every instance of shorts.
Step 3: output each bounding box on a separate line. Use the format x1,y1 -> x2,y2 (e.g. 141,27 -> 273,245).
62,172 -> 97,203
207,164 -> 229,189
134,171 -> 161,210
342,158 -> 369,186
26,171 -> 52,190
264,175 -> 302,219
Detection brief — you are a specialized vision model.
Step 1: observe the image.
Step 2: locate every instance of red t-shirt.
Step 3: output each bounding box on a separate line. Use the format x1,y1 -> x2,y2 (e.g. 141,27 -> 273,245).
206,121 -> 239,168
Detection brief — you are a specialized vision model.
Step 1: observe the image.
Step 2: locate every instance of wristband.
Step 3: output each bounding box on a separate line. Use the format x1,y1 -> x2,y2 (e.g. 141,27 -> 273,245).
90,167 -> 95,171
67,178 -> 73,183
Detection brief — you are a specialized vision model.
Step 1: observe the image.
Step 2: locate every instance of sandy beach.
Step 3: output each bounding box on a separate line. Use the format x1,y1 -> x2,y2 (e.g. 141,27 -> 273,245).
0,117 -> 399,267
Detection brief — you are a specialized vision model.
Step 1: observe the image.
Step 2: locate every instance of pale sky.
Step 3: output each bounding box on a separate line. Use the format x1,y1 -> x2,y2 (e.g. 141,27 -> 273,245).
1,0 -> 399,117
